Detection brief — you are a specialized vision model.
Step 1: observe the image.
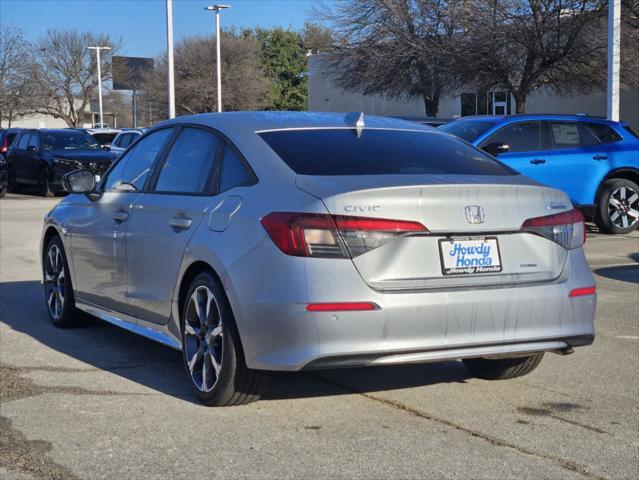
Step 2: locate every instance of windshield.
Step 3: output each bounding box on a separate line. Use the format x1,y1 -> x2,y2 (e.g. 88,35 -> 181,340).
440,120 -> 497,142
42,131 -> 100,151
91,133 -> 118,145
259,128 -> 514,176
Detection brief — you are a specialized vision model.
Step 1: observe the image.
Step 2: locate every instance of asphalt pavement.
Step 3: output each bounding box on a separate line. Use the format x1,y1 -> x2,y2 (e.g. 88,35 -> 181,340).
1,194 -> 637,480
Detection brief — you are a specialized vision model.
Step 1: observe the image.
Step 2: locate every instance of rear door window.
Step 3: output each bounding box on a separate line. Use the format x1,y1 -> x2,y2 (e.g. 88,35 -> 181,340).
259,129 -> 514,176
548,122 -> 582,149
479,122 -> 541,153
153,127 -> 220,194
218,142 -> 257,193
16,133 -> 31,149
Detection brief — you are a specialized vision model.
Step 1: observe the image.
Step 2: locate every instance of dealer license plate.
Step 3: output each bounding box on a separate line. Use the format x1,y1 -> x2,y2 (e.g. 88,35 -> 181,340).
439,236 -> 502,276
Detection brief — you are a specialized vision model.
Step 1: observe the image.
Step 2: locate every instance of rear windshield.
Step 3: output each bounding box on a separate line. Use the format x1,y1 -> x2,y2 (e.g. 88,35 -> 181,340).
42,132 -> 100,150
439,120 -> 497,142
259,128 -> 514,176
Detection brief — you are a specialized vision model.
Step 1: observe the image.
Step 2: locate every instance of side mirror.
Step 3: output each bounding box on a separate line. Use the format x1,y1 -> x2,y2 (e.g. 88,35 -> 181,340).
101,145 -> 111,151
483,142 -> 510,156
63,169 -> 96,194
26,145 -> 38,153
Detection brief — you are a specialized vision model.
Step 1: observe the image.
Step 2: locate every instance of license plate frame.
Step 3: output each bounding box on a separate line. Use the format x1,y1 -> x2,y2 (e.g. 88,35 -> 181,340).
438,236 -> 502,276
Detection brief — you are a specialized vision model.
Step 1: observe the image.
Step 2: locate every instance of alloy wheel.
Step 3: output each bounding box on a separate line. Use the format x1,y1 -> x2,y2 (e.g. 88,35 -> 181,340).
183,286 -> 224,392
608,186 -> 639,229
44,244 -> 65,320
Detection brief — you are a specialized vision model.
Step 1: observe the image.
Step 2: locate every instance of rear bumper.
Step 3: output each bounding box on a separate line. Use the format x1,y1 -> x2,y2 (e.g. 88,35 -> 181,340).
227,242 -> 597,371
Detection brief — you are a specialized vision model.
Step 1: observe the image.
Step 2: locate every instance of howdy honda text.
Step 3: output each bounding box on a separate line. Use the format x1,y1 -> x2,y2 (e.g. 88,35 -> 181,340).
439,237 -> 502,276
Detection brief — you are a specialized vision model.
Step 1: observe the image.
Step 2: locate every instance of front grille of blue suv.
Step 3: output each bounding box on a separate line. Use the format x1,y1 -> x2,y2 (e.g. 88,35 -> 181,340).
440,115 -> 639,234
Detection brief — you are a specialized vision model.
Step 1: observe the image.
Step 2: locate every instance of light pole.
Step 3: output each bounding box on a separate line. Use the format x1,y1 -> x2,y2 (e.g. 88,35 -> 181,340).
87,46 -> 111,128
204,4 -> 231,112
166,0 -> 176,118
607,0 -> 621,121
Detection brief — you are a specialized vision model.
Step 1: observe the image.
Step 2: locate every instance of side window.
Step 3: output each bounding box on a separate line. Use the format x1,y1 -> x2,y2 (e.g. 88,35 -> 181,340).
28,134 -> 39,148
120,133 -> 134,148
17,134 -> 31,149
481,122 -> 540,153
549,122 -> 581,150
585,123 -> 622,144
103,128 -> 173,192
219,143 -> 256,193
112,134 -> 124,148
154,127 -> 220,194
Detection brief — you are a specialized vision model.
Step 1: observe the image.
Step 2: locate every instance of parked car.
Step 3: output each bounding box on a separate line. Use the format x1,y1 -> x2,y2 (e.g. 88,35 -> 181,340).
0,128 -> 22,156
440,114 -> 639,234
42,112 -> 595,406
0,153 -> 7,198
7,129 -> 116,196
392,116 -> 454,127
71,128 -> 121,148
109,128 -> 147,157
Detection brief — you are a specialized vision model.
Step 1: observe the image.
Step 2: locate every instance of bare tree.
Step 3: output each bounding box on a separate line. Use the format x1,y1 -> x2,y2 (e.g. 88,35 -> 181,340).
0,28 -> 35,126
317,0 -> 470,116
460,1 -> 608,113
144,33 -> 270,118
30,29 -> 120,127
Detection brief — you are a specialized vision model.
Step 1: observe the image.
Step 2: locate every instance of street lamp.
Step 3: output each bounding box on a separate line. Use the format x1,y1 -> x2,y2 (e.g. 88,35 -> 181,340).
87,46 -> 111,128
166,0 -> 176,119
204,4 -> 231,112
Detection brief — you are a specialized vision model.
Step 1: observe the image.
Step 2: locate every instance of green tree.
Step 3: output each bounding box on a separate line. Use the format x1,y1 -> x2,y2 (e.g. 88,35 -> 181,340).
252,28 -> 308,110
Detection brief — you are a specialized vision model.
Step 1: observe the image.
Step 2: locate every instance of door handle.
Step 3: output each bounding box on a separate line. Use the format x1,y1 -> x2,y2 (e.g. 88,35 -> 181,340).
530,159 -> 546,165
112,211 -> 129,223
169,216 -> 192,230
593,154 -> 608,161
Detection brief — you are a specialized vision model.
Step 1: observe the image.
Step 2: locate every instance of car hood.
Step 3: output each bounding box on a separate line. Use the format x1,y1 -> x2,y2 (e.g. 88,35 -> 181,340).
46,150 -> 115,162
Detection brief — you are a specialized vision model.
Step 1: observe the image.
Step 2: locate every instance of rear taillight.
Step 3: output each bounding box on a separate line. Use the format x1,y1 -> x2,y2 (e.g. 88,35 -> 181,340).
521,208 -> 585,249
260,212 -> 427,258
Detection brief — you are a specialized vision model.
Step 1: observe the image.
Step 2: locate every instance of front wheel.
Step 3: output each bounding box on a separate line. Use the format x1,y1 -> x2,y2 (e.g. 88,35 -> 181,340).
462,352 -> 544,380
181,271 -> 266,406
595,178 -> 639,234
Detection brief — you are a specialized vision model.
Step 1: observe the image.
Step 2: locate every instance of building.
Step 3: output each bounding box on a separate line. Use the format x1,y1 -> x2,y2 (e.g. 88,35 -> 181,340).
307,55 -> 639,130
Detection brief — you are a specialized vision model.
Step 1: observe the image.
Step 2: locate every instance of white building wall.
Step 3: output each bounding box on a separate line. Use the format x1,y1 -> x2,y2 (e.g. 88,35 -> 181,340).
1,113 -> 68,129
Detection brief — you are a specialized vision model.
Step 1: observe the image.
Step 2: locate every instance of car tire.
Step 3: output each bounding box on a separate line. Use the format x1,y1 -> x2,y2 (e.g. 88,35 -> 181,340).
462,352 -> 544,380
181,271 -> 266,406
39,168 -> 55,197
43,235 -> 81,328
595,178 -> 639,234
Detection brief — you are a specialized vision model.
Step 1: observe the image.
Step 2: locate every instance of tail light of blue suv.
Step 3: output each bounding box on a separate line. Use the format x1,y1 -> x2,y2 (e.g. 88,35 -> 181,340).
521,208 -> 586,249
260,212 -> 428,258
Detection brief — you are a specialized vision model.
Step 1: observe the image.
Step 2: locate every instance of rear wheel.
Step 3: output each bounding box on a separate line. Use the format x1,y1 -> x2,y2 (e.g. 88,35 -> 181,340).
462,352 -> 544,380
43,235 -> 81,327
595,178 -> 639,234
181,271 -> 266,406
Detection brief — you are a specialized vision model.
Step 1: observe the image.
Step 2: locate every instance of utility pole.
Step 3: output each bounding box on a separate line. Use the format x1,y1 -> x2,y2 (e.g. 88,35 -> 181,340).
204,4 -> 231,112
87,46 -> 111,127
166,0 -> 176,118
607,0 -> 621,121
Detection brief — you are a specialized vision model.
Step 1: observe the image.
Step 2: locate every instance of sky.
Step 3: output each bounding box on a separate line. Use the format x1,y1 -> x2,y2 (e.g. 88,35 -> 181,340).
0,0 -> 327,58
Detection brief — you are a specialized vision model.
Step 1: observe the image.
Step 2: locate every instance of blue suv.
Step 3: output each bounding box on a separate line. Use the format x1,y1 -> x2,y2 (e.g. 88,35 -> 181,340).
440,115 -> 639,234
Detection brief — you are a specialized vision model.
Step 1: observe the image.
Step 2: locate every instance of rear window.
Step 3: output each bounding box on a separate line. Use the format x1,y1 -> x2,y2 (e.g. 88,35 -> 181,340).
584,123 -> 622,144
623,125 -> 639,139
439,120 -> 497,142
259,128 -> 514,176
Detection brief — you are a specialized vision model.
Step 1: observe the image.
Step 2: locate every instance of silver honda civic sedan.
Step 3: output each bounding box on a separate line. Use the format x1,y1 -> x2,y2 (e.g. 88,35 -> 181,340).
41,112 -> 596,406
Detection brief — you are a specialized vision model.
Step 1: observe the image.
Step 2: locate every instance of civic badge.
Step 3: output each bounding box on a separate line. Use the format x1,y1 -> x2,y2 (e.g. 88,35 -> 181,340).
465,205 -> 485,224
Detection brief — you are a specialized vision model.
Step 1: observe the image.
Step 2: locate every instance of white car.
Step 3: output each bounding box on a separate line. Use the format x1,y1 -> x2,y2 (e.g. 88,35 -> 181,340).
109,128 -> 146,157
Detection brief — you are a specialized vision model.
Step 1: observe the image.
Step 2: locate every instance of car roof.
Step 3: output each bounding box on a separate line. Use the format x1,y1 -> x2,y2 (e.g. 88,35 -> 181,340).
156,111 -> 434,135
453,114 -> 621,125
